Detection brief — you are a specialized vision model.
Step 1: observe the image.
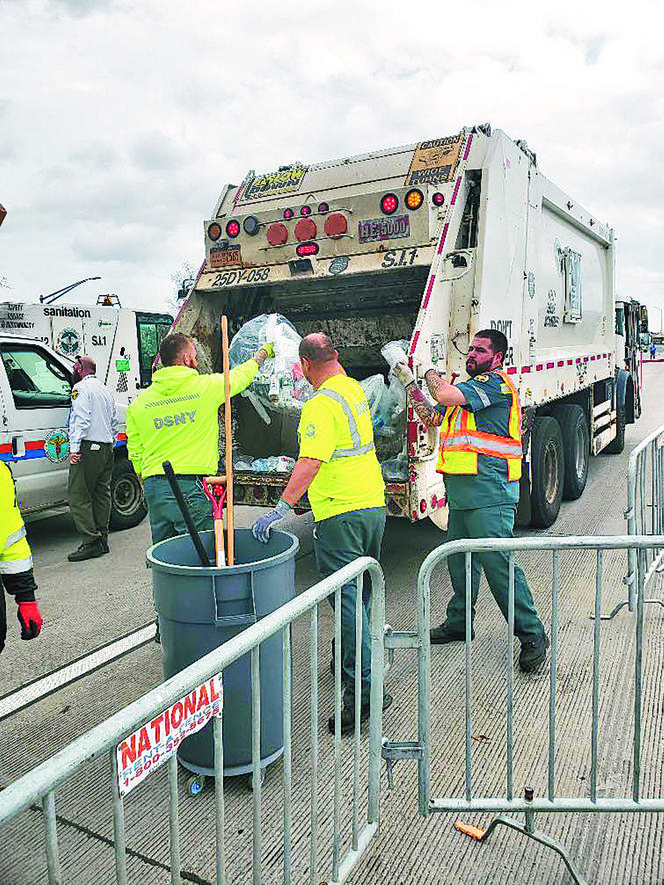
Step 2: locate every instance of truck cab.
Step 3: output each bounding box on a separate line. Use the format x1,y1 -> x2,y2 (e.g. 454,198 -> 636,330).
0,335 -> 146,528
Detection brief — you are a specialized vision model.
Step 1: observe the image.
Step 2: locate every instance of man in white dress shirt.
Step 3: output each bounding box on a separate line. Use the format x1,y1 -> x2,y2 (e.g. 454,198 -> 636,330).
67,355 -> 119,562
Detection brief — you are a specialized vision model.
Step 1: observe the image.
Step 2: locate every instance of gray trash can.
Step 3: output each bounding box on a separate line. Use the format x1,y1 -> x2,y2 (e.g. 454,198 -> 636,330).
147,528 -> 299,778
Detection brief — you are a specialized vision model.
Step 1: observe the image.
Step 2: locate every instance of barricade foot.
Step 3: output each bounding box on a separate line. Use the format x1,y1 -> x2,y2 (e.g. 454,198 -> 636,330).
473,813 -> 588,885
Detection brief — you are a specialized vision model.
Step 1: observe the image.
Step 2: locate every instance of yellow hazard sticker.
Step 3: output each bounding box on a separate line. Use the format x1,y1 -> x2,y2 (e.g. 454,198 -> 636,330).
71,389 -> 79,400
474,374 -> 489,383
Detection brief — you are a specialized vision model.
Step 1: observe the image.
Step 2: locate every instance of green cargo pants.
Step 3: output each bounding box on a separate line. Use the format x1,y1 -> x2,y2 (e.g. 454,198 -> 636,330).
143,475 -> 213,544
68,440 -> 113,544
445,503 -> 544,641
314,506 -> 386,703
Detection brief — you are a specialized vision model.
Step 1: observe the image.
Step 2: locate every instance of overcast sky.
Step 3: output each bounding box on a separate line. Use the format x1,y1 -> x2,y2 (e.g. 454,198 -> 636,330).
1,0 -> 663,328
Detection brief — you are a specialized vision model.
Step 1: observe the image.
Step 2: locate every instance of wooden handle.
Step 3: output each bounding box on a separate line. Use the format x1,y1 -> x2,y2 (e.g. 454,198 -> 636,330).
203,475 -> 227,486
221,315 -> 234,566
214,516 -> 226,567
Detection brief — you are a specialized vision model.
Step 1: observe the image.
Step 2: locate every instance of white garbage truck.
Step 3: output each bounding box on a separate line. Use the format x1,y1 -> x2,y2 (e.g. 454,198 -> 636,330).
173,123 -> 640,527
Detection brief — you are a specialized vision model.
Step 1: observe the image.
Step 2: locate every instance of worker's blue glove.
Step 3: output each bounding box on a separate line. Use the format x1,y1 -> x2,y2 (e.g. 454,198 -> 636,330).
252,499 -> 292,543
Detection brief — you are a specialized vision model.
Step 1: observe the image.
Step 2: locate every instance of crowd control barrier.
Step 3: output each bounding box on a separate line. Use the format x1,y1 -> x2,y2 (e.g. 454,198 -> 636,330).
0,556 -> 386,885
603,423 -> 664,619
381,534 -> 664,885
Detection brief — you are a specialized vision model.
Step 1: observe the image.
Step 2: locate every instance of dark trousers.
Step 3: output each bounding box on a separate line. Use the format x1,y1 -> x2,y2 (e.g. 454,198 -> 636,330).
68,440 -> 113,544
143,475 -> 213,544
445,504 -> 544,641
0,584 -> 6,655
314,506 -> 386,703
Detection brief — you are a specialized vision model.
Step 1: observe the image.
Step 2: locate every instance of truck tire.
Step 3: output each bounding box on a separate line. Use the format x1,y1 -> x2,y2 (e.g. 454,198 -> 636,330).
603,405 -> 626,455
551,404 -> 589,500
109,458 -> 147,530
529,416 -> 564,528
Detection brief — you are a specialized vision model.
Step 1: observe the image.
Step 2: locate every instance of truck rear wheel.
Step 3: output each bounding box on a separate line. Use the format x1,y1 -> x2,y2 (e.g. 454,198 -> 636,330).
109,458 -> 147,530
551,404 -> 589,500
529,416 -> 564,528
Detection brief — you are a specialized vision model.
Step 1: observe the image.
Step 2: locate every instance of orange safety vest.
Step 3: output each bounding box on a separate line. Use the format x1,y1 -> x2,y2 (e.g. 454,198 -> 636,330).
436,369 -> 522,481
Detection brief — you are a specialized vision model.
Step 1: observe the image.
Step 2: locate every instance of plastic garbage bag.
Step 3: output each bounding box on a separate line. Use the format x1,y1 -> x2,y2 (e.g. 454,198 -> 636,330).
360,374 -> 386,422
381,449 -> 408,480
229,313 -> 313,410
380,339 -> 410,371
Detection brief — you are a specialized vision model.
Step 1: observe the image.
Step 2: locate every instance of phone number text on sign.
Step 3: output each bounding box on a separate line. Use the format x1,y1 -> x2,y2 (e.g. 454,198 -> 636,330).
210,267 -> 271,287
116,674 -> 223,796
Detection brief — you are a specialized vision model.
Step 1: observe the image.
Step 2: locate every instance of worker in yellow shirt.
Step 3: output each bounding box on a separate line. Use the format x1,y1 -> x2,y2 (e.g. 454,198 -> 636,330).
1,462 -> 43,656
126,331 -> 273,545
252,332 -> 390,735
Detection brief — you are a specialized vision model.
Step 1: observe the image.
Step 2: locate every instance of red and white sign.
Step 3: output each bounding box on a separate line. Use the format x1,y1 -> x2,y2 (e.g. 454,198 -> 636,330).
116,674 -> 223,796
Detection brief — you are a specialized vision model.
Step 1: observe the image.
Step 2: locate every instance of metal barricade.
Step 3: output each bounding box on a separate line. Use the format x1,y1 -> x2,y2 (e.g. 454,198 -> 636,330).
382,534 -> 664,885
603,424 -> 664,619
0,556 -> 386,885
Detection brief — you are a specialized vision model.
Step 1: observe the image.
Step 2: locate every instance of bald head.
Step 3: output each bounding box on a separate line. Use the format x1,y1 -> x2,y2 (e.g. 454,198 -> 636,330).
72,355 -> 96,383
299,333 -> 337,365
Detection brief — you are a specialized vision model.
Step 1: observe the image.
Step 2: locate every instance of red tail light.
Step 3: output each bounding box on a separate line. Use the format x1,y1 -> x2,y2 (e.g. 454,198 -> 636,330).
294,218 -> 317,241
324,213 -> 347,239
380,193 -> 399,215
296,242 -> 319,256
207,222 -> 222,241
226,220 -> 240,238
266,222 -> 288,246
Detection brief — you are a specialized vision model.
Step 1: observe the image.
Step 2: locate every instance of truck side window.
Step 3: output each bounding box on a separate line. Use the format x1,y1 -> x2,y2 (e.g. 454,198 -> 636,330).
0,344 -> 72,409
136,315 -> 173,387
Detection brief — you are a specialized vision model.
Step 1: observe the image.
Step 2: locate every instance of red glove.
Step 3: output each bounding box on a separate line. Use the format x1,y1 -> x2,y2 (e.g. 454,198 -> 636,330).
17,600 -> 42,640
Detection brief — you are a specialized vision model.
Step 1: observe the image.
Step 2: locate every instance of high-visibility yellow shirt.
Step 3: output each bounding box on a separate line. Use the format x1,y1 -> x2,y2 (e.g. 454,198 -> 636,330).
0,463 -> 33,575
126,359 -> 259,479
297,373 -> 385,521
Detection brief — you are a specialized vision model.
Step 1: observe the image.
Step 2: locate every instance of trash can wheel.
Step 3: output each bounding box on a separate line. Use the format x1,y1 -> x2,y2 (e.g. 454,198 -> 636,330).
186,774 -> 206,796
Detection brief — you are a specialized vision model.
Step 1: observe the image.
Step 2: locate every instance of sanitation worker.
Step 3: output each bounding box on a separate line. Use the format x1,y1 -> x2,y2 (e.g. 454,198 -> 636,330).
252,332 -> 391,734
126,331 -> 273,544
67,355 -> 119,562
393,329 -> 549,672
1,462 -> 43,655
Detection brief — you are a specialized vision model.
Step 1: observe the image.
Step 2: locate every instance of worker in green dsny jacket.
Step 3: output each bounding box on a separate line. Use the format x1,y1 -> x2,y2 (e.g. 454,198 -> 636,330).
126,331 -> 274,545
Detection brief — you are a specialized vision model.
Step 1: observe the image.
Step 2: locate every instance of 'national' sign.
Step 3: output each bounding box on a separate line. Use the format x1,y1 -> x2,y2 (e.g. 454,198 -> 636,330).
116,675 -> 223,796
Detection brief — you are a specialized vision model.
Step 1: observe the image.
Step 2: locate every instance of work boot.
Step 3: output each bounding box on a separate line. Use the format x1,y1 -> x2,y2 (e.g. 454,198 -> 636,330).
328,692 -> 393,736
430,622 -> 475,644
68,540 -> 105,562
519,632 -> 550,672
154,617 -> 161,645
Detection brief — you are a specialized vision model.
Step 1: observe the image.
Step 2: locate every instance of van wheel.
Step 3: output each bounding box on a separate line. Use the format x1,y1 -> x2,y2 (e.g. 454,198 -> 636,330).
529,417 -> 564,528
603,405 -> 626,454
109,459 -> 147,530
551,404 -> 589,500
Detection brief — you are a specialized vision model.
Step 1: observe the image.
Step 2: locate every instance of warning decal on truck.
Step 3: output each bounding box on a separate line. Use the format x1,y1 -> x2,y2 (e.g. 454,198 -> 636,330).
406,134 -> 464,186
241,165 -> 308,201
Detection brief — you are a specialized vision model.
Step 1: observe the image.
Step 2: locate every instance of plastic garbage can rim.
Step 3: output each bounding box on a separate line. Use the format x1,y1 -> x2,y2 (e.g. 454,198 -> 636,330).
146,528 -> 299,576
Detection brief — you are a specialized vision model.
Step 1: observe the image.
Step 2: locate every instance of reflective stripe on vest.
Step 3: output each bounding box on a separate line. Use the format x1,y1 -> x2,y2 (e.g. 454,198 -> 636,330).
315,389 -> 376,460
437,369 -> 522,480
4,525 -> 27,549
0,554 -> 33,574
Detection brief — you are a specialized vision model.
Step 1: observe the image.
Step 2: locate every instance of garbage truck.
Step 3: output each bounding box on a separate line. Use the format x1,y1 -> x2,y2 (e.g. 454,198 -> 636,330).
172,123 -> 640,528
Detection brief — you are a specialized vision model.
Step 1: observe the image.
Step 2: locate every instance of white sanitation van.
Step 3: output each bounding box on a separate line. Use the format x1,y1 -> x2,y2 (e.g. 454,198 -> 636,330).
0,334 -> 146,529
0,299 -> 173,405
173,123 -> 641,528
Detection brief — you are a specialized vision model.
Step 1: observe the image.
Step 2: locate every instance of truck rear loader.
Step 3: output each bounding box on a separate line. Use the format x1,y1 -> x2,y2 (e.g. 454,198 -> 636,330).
173,123 -> 641,528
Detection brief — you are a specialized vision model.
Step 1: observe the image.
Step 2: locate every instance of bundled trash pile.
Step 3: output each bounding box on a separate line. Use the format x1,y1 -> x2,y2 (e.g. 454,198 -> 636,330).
228,315 -> 410,481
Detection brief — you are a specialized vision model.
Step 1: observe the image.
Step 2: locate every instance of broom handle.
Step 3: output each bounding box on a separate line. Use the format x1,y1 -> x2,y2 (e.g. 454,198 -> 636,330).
221,315 -> 234,565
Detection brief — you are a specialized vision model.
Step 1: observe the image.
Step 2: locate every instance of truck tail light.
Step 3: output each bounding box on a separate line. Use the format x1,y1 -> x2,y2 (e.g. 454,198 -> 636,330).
318,202 -> 329,213
294,218 -> 317,241
300,205 -> 312,216
324,213 -> 347,239
432,192 -> 445,206
283,208 -> 294,220
243,216 -> 260,236
296,242 -> 319,257
267,222 -> 288,246
380,193 -> 399,215
207,222 -> 222,241
226,220 -> 240,238
406,189 -> 424,210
